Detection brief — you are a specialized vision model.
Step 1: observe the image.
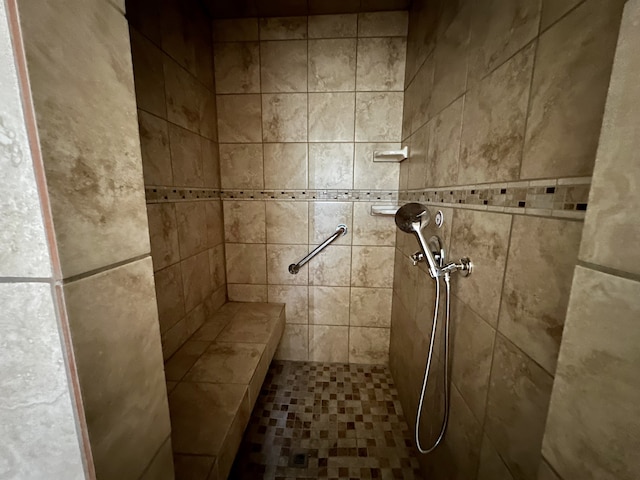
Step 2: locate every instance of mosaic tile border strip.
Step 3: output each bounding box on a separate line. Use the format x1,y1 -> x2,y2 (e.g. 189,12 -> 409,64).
145,177 -> 590,219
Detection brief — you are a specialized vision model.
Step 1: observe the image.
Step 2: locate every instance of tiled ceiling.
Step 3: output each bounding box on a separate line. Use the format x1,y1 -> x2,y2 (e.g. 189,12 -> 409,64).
203,0 -> 411,18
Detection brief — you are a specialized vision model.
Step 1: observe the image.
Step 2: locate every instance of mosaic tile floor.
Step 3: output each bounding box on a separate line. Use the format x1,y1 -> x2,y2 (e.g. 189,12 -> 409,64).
229,361 -> 423,480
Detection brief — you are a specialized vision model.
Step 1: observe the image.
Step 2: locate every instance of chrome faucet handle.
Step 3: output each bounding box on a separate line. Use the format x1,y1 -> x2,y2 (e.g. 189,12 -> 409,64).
442,257 -> 473,277
411,251 -> 424,266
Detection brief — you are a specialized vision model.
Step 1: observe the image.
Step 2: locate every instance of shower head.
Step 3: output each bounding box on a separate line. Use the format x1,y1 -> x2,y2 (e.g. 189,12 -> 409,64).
395,203 -> 431,233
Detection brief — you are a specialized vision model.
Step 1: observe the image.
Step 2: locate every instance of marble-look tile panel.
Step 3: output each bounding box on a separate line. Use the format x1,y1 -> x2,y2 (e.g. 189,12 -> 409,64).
225,243 -> 267,284
137,110 -> 171,186
213,18 -> 259,41
201,137 -> 221,189
451,297 -> 496,423
521,0 -> 625,179
350,287 -> 393,327
308,143 -> 354,189
0,283 -> 85,479
130,30 -> 166,118
263,143 -> 308,189
198,86 -> 218,142
349,326 -> 390,364
542,267 -> 640,480
308,202 -> 353,246
175,202 -> 208,258
268,285 -> 309,324
154,263 -> 185,334
308,93 -> 355,142
477,435 -> 515,480
139,437 -> 174,480
262,93 -> 308,142
499,216 -> 582,374
169,123 -> 203,187
352,202 -> 396,246
219,144 -> 264,189
209,243 -> 226,291
449,209 -> 512,326
308,245 -> 352,286
308,286 -> 350,326
181,250 -> 211,312
260,40 -> 307,93
275,324 -> 309,361
227,284 -> 268,302
309,325 -> 349,362
406,122 -> 428,190
308,39 -> 357,92
259,17 -> 307,40
537,460 -> 562,480
351,246 -> 395,288
223,200 -> 266,244
213,42 -> 260,94
358,11 -> 408,37
540,0 -> 582,30
164,340 -> 210,382
356,38 -> 406,92
308,14 -> 358,38
267,244 -> 309,285
485,335 -> 554,480
184,342 -> 265,384
468,0 -> 540,81
266,201 -> 309,244
147,203 -> 180,271
353,143 -> 401,190
205,201 -> 224,248
355,92 -> 403,142
64,258 -> 170,479
409,54 -> 435,134
216,94 -> 262,143
163,56 -> 199,133
459,44 -> 535,184
427,96 -> 464,187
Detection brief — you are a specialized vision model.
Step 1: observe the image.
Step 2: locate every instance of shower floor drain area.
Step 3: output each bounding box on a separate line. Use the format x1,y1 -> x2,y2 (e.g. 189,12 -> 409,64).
288,450 -> 310,468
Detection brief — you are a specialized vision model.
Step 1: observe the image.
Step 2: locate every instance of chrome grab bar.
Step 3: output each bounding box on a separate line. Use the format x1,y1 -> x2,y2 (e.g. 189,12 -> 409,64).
289,224 -> 348,274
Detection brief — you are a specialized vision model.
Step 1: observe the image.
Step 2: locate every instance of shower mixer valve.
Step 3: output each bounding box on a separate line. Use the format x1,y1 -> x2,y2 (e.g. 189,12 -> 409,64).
410,250 -> 472,277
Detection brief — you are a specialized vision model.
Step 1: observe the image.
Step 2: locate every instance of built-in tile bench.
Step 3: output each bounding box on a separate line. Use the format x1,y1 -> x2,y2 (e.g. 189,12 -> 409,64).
164,302 -> 285,479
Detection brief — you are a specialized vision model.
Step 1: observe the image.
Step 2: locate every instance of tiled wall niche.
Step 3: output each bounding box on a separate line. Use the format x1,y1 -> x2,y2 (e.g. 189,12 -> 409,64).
127,0 -> 227,361
213,13 -> 407,364
390,0 -> 626,479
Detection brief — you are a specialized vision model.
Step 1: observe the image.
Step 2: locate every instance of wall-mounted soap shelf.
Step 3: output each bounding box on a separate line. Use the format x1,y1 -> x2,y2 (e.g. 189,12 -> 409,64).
370,205 -> 401,216
373,146 -> 408,162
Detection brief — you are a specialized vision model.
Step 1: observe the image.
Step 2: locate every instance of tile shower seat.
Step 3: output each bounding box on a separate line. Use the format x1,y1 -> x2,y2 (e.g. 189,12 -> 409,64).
165,302 -> 285,479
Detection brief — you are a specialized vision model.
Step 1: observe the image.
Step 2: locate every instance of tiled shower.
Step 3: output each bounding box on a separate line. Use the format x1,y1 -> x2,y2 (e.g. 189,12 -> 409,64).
3,0 -> 640,479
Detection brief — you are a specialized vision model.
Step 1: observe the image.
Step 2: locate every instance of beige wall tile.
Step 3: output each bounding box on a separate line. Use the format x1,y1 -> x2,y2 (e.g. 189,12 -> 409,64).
139,437 -> 174,480
499,216 -> 582,374
308,14 -> 357,38
213,42 -> 260,94
262,93 -> 308,142
406,122 -> 428,190
206,201 -> 225,247
309,93 -> 355,141
266,201 -> 309,244
217,94 -> 262,142
309,245 -> 352,286
267,244 -> 309,285
356,38 -> 406,91
542,267 -> 640,480
209,244 -> 227,291
459,44 -> 535,184
349,327 -> 390,364
225,243 -> 267,284
213,18 -> 259,42
408,54 -> 435,134
537,460 -> 562,480
130,30 -> 166,118
64,257 -> 170,479
355,92 -> 403,141
540,0 -> 581,30
154,263 -> 185,333
164,56 -> 199,132
275,324 -> 309,361
261,40 -> 308,93
485,335 -> 554,480
427,96 -> 463,187
309,202 -> 353,246
352,203 -> 396,246
449,210 -> 512,326
308,143 -> 354,189
138,110 -> 171,185
309,325 -> 349,362
477,435 -> 515,480
308,39 -> 357,91
147,203 -> 180,271
358,11 -> 408,37
350,287 -> 393,327
263,143 -> 308,189
181,250 -> 212,312
198,88 -> 218,141
353,143 -> 400,190
169,123 -> 203,187
201,137 -> 221,188
351,246 -> 395,287
259,17 -> 307,40
309,286 -> 350,325
175,202 -> 208,258
468,0 -> 540,80
268,285 -> 309,324
223,200 -> 266,243
227,283 -> 268,302
219,143 -> 264,189
521,0 -> 624,179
